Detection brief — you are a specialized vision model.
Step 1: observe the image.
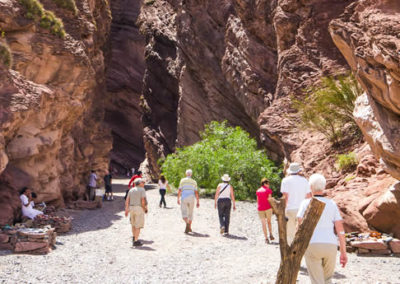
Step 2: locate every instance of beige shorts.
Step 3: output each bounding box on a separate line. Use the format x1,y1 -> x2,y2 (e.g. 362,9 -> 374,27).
130,206 -> 145,228
181,195 -> 195,220
258,209 -> 272,221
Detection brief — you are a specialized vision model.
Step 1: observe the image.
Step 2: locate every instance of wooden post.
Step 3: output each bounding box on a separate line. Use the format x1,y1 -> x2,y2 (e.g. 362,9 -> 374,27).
269,196 -> 326,284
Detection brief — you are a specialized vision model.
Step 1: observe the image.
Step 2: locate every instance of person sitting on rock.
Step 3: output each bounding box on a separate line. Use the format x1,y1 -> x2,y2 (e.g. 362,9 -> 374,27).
20,187 -> 43,220
297,173 -> 347,284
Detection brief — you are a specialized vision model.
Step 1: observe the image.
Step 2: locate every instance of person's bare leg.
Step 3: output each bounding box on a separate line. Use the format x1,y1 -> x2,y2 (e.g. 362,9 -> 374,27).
267,219 -> 274,240
134,228 -> 140,242
188,220 -> 192,232
261,219 -> 268,240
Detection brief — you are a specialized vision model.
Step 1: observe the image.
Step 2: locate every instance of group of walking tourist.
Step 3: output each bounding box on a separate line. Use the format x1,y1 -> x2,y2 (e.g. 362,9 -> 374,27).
122,162 -> 347,283
18,161 -> 347,283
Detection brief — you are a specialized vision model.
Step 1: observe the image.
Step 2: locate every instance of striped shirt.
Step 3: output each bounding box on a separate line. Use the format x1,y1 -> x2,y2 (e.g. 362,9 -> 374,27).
179,177 -> 198,200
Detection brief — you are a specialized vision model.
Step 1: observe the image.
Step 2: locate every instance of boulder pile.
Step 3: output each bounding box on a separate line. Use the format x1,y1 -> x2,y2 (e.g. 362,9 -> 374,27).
0,227 -> 56,254
346,232 -> 400,255
33,214 -> 72,233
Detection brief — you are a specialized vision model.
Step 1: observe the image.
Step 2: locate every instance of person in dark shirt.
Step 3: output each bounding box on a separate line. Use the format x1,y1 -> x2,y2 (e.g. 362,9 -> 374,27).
104,170 -> 113,201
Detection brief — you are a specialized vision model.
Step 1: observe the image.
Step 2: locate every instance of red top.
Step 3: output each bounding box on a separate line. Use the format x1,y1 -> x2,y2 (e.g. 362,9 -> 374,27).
256,186 -> 272,211
128,174 -> 142,187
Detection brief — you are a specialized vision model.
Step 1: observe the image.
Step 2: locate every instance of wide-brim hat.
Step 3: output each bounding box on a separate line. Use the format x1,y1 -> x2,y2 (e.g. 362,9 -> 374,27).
287,162 -> 302,174
221,174 -> 231,182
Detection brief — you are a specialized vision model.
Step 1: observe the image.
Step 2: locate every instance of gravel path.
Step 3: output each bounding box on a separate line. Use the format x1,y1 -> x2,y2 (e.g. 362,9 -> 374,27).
1,178 -> 399,283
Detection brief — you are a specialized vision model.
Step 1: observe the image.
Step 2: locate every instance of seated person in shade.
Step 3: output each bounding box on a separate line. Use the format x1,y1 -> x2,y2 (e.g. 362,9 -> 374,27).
19,187 -> 43,220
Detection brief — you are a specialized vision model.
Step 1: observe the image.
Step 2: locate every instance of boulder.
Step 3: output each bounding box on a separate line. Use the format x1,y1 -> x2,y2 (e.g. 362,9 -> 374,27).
0,233 -> 9,243
388,239 -> 400,254
14,241 -> 47,252
350,240 -> 388,251
361,183 -> 400,238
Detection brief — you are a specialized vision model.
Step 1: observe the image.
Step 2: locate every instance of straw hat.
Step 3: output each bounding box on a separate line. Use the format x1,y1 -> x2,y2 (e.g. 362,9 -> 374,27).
221,174 -> 231,182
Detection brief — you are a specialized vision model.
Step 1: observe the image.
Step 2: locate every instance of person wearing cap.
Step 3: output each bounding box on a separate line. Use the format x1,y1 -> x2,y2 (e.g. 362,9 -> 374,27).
297,173 -> 347,284
280,162 -> 311,244
214,174 -> 236,235
177,169 -> 199,233
256,178 -> 274,243
125,178 -> 148,247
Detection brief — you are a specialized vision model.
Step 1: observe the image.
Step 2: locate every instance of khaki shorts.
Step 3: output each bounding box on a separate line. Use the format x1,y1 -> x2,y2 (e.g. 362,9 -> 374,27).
130,206 -> 145,228
181,195 -> 195,220
258,209 -> 272,221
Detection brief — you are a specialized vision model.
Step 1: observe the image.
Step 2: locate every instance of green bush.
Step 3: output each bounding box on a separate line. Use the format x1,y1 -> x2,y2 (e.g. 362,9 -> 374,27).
160,121 -> 282,200
293,74 -> 363,145
0,42 -> 12,68
336,152 -> 358,172
19,0 -> 66,38
51,0 -> 78,14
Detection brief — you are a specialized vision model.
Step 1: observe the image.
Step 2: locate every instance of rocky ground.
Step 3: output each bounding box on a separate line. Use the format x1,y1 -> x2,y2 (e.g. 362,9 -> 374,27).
0,178 -> 399,284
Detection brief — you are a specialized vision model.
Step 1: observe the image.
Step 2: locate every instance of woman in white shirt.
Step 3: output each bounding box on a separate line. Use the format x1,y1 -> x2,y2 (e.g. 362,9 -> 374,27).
297,174 -> 347,284
214,174 -> 236,235
20,187 -> 43,219
158,175 -> 170,208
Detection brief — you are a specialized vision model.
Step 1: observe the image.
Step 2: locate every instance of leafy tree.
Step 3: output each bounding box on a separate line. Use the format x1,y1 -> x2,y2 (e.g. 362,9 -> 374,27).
293,74 -> 363,145
160,121 -> 282,200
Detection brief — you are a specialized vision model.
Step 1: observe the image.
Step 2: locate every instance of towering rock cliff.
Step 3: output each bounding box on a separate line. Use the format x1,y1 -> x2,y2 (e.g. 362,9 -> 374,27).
330,0 -> 400,237
0,0 -> 112,225
104,0 -> 146,173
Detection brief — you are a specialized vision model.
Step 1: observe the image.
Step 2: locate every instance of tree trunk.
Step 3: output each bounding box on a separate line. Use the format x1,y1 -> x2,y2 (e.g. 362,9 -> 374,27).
268,196 -> 326,284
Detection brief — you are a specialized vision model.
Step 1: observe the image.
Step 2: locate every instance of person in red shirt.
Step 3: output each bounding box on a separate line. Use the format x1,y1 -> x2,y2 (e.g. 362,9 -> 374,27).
128,171 -> 142,188
256,178 -> 275,244
124,171 -> 143,200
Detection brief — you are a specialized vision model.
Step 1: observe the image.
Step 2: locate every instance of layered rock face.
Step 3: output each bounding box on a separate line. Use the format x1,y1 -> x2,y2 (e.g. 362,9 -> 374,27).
0,0 -> 112,225
105,0 -> 146,173
330,0 -> 400,236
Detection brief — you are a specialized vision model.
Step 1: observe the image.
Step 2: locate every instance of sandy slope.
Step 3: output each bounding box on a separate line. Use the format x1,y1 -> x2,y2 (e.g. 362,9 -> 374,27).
0,178 -> 399,284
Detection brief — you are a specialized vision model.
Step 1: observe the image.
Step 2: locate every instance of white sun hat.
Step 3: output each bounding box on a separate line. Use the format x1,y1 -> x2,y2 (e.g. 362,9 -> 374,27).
286,162 -> 302,174
221,174 -> 231,182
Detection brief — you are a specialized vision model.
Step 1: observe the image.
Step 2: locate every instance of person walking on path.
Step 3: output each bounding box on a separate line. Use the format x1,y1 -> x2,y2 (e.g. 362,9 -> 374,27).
177,169 -> 200,233
86,170 -> 98,201
158,175 -> 170,208
125,170 -> 143,200
125,178 -> 148,247
256,178 -> 274,243
214,174 -> 236,235
280,162 -> 311,244
104,170 -> 113,201
297,173 -> 347,284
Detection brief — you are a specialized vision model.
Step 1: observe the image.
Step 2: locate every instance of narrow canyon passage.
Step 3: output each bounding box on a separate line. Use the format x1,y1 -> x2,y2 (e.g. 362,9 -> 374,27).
1,179 -> 399,283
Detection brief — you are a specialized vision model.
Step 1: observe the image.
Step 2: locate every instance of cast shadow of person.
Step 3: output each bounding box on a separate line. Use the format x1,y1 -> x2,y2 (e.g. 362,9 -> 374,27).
223,234 -> 248,241
186,232 -> 210,238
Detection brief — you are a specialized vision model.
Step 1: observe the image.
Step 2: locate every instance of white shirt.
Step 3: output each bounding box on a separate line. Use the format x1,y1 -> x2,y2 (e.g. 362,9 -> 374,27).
297,197 -> 342,245
158,180 -> 168,189
217,183 -> 231,199
280,175 -> 311,210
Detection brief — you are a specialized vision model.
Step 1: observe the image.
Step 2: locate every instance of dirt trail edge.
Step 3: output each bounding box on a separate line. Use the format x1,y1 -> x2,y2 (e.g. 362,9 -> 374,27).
1,179 -> 399,284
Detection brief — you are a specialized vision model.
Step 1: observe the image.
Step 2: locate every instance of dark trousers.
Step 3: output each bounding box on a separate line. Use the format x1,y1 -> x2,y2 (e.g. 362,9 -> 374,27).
159,189 -> 166,207
217,198 -> 231,233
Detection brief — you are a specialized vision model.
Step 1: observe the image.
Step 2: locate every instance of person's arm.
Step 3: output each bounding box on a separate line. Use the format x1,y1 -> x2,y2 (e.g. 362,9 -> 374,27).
177,189 -> 182,205
195,190 -> 200,208
282,192 -> 288,207
335,220 -> 348,268
125,195 -> 130,217
230,186 -> 236,210
128,177 -> 134,188
141,197 -> 148,213
214,186 -> 221,209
